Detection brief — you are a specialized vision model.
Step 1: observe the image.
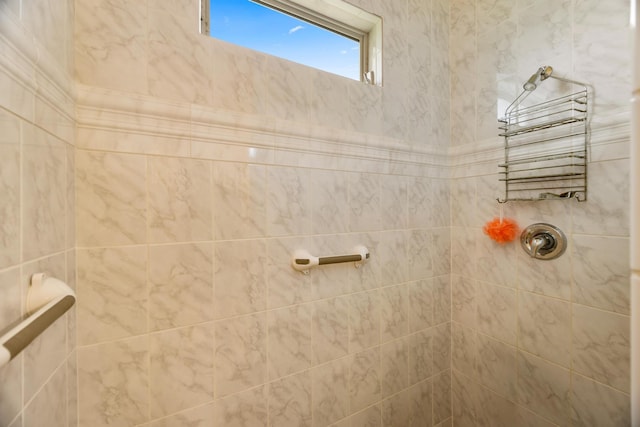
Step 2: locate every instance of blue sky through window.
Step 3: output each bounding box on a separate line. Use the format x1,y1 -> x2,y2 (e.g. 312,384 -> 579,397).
210,0 -> 360,80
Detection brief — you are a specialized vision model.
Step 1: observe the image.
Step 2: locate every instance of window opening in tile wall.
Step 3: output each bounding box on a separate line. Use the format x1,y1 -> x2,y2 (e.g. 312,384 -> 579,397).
201,0 -> 382,84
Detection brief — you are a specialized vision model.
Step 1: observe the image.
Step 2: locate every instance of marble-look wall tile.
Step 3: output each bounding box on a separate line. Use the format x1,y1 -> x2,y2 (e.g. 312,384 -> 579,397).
0,354 -> 22,425
76,151 -> 147,246
408,330 -> 432,386
66,143 -> 75,250
573,160 -> 630,236
517,351 -> 570,425
433,370 -> 452,425
476,234 -> 517,288
451,178 -> 476,228
433,322 -> 451,374
571,373 -> 631,426
309,70 -> 350,130
78,337 -> 149,427
408,229 -> 433,281
139,404 -> 214,427
452,368 -> 477,427
409,279 -> 434,332
0,111 -> 20,269
308,169 -> 349,235
573,0 -> 631,116
345,404 -> 381,427
380,175 -> 407,231
148,9 -> 212,104
214,239 -> 267,319
268,371 -> 312,427
0,268 -> 20,336
347,232 -> 381,293
349,290 -> 380,353
23,314 -> 66,400
431,228 -> 451,278
349,347 -> 381,414
75,0 -> 148,93
149,325 -> 214,418
148,242 -> 213,330
263,57 -> 311,123
377,231 -> 408,287
266,166 -> 310,236
451,275 -> 476,328
212,162 -> 267,239
23,364 -> 66,427
213,385 -> 268,427
476,334 -> 516,398
517,249 -> 572,300
381,339 -> 408,397
148,156 -> 212,243
348,173 -> 380,232
22,131 -> 66,261
210,39 -> 266,115
77,247 -> 147,345
407,176 -> 432,229
475,384 -> 519,427
572,235 -> 630,314
476,282 -> 517,344
67,351 -> 78,427
215,313 -> 267,397
515,0 -> 572,78
518,291 -> 571,367
452,323 -> 476,378
572,304 -> 630,392
451,228 -> 477,278
266,236 -> 312,308
312,297 -> 349,364
347,81 -> 382,135
380,284 -> 408,342
268,304 -> 312,380
433,275 -> 451,325
312,358 -> 349,427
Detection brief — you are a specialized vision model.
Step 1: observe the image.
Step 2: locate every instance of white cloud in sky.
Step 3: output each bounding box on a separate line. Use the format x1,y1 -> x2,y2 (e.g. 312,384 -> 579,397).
289,25 -> 304,34
340,50 -> 347,54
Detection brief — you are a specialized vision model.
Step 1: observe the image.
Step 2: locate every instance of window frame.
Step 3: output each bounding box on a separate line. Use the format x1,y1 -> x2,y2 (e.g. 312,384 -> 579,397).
200,0 -> 382,85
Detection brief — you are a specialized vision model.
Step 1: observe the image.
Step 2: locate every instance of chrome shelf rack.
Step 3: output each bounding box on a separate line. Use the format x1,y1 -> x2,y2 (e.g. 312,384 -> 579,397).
497,66 -> 589,203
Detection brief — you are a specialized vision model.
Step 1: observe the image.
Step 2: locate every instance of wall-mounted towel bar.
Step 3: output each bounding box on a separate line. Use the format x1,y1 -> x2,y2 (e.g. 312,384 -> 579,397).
292,245 -> 370,274
0,273 -> 75,368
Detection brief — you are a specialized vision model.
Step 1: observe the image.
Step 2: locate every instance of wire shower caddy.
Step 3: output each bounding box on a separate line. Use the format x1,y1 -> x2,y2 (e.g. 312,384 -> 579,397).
497,66 -> 589,203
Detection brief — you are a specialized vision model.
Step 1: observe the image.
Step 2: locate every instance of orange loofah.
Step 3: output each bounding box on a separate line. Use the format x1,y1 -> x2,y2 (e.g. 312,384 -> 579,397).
483,217 -> 519,244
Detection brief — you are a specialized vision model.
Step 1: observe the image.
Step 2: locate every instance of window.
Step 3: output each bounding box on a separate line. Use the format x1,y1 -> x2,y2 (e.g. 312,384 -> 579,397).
201,0 -> 382,84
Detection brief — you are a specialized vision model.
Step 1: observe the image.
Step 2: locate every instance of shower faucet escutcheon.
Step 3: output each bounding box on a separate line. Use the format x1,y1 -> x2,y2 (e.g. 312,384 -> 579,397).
520,223 -> 567,260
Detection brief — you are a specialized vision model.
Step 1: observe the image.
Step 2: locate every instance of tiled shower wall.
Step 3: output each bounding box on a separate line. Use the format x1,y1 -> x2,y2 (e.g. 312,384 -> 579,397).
449,0 -> 632,425
73,0 -> 453,426
0,1 -> 77,427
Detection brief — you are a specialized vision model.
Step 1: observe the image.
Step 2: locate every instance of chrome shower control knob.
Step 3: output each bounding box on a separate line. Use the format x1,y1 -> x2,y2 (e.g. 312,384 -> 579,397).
520,223 -> 567,260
